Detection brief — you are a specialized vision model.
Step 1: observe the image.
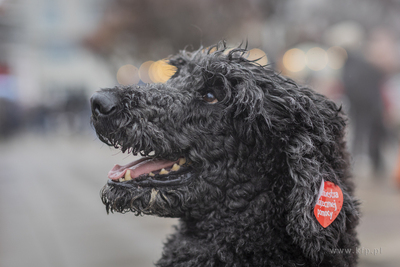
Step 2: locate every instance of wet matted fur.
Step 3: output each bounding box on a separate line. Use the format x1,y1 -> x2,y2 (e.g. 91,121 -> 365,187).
90,43 -> 359,266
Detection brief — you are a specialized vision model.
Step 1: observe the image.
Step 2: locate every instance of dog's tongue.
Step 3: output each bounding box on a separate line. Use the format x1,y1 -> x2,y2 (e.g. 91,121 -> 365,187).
108,158 -> 177,180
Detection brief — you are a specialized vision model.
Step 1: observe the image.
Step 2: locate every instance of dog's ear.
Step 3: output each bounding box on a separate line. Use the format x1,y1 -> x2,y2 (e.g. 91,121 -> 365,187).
283,134 -> 341,262
284,134 -> 360,263
260,87 -> 357,262
226,67 -> 358,262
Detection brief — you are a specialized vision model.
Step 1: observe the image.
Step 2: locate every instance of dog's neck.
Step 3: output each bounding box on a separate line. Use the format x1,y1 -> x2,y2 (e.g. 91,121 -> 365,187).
157,195 -> 301,267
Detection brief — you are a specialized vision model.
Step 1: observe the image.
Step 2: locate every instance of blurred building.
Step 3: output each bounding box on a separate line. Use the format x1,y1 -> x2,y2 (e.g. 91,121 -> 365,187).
2,0 -> 114,109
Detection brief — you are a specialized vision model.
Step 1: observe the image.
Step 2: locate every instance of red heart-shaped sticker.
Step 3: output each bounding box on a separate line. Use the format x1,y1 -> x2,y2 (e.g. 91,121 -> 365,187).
314,180 -> 343,228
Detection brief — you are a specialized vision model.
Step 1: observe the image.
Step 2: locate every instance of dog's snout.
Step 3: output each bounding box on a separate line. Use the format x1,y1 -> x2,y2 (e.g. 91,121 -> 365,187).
90,91 -> 118,117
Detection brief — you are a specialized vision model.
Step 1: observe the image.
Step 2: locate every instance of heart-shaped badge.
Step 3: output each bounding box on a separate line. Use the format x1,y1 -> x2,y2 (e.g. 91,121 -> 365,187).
314,180 -> 343,228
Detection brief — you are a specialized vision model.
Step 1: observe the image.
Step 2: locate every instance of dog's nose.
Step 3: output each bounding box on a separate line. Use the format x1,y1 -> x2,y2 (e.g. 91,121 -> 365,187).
90,91 -> 118,117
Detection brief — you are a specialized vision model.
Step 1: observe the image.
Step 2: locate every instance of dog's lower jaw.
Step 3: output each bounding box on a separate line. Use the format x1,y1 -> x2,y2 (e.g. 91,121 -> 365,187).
101,182 -> 194,217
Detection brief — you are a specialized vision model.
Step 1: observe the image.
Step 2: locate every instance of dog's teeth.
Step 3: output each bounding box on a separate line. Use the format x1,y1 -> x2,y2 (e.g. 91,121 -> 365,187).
149,151 -> 155,156
171,163 -> 180,171
125,170 -> 132,181
179,158 -> 186,165
119,178 -> 125,182
159,168 -> 169,175
149,172 -> 155,177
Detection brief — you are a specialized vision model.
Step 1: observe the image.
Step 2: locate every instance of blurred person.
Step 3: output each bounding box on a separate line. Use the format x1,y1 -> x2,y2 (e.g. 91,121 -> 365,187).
342,27 -> 393,179
0,63 -> 21,138
64,89 -> 91,134
0,98 -> 21,138
387,76 -> 400,187
368,28 -> 400,187
366,27 -> 400,187
396,148 -> 400,188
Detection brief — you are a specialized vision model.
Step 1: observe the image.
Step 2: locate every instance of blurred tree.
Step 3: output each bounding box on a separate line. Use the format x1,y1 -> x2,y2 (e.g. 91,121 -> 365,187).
85,0 -> 279,61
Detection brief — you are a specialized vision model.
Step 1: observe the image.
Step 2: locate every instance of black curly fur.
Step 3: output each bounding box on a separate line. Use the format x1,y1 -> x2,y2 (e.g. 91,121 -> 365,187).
91,42 -> 359,266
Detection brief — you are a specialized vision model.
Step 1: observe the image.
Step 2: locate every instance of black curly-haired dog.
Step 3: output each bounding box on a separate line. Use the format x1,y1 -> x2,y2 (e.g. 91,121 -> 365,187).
90,43 -> 359,267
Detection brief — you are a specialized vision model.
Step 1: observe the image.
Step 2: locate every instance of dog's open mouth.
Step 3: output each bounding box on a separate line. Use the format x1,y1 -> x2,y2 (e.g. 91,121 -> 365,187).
107,157 -> 192,187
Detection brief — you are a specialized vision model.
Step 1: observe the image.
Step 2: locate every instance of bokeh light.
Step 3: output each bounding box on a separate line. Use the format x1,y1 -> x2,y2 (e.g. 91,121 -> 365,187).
208,46 -> 218,54
282,48 -> 306,72
327,46 -> 348,69
117,64 -> 140,85
306,47 -> 328,71
148,61 -> 162,83
139,61 -> 154,83
246,48 -> 268,66
148,60 -> 177,83
223,47 -> 234,55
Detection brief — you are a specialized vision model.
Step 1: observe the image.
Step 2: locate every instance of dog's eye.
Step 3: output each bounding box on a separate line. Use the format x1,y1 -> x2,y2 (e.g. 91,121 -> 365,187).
203,92 -> 218,104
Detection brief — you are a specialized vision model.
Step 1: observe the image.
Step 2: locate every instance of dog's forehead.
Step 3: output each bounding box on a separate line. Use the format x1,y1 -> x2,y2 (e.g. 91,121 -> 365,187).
165,50 -> 266,100
169,49 -> 232,69
168,48 -> 267,76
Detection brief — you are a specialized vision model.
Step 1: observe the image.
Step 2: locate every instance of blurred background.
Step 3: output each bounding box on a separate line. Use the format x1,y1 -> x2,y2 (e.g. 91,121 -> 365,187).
0,0 -> 400,266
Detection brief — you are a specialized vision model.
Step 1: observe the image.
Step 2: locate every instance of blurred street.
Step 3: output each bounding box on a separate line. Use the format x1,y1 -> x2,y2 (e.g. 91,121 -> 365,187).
0,133 -> 177,267
0,132 -> 399,267
355,162 -> 400,267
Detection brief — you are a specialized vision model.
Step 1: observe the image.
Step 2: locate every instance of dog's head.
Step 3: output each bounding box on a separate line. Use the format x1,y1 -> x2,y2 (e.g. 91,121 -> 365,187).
91,43 -> 358,261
